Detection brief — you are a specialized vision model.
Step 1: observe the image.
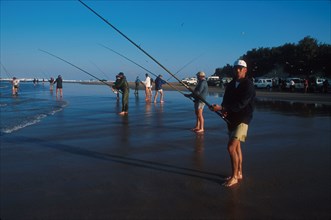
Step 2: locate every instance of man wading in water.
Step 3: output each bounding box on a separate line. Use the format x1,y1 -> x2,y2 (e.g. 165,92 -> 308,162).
112,72 -> 129,115
211,59 -> 255,187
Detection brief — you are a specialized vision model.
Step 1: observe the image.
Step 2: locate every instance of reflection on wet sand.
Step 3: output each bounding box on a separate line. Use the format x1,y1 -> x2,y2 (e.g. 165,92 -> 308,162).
255,99 -> 331,117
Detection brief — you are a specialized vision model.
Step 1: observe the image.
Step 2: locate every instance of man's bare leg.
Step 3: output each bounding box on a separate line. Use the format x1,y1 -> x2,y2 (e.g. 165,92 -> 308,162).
153,91 -> 158,103
195,109 -> 204,133
224,139 -> 240,187
237,142 -> 243,180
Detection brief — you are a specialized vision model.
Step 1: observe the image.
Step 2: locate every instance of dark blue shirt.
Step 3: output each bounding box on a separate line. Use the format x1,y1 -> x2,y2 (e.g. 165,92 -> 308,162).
154,76 -> 166,90
222,78 -> 255,130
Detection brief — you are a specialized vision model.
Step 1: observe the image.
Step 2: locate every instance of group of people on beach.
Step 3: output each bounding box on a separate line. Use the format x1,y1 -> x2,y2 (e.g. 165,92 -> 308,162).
112,59 -> 256,187
133,73 -> 167,103
10,59 -> 255,187
112,72 -> 167,115
11,75 -> 63,98
11,58 -> 254,187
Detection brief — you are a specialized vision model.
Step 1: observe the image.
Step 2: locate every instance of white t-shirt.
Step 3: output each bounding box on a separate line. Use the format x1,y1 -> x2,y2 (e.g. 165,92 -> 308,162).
144,76 -> 151,87
13,79 -> 20,86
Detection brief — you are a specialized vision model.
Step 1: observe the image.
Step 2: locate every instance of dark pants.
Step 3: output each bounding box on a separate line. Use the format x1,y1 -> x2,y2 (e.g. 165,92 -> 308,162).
122,89 -> 129,112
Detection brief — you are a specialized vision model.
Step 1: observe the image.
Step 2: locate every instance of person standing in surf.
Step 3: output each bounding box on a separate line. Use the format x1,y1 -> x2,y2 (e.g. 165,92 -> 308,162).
112,72 -> 129,115
153,74 -> 166,103
210,59 -> 255,187
54,75 -> 63,98
185,71 -> 208,133
143,73 -> 152,101
12,77 -> 20,96
134,76 -> 140,95
49,77 -> 55,91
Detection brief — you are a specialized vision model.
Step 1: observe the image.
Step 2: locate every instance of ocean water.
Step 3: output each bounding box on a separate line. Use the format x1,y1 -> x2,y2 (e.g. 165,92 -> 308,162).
1,81 -> 330,219
1,81 -> 330,136
1,80 -> 331,135
0,81 -> 67,134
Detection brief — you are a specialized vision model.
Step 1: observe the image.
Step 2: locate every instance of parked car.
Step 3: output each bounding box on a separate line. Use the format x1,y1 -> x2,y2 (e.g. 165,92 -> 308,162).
254,78 -> 273,89
207,76 -> 221,86
220,77 -> 233,86
285,78 -> 304,89
181,77 -> 197,86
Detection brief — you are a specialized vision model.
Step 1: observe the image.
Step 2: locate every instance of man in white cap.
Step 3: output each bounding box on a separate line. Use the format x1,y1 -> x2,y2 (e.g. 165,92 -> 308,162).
211,59 -> 255,187
185,71 -> 208,133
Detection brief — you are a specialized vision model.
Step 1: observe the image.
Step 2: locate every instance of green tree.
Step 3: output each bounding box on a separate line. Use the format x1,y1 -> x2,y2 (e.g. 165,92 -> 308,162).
218,36 -> 331,78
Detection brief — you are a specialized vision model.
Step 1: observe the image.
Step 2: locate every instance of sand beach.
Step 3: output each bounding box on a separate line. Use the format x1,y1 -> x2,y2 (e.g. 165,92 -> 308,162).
1,82 -> 330,219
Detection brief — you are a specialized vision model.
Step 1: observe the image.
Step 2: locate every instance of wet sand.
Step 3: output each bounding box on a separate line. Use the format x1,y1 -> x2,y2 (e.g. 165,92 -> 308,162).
1,83 -> 330,219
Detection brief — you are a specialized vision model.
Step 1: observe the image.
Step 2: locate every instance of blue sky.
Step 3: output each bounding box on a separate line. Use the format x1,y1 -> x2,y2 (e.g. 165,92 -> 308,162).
1,0 -> 330,81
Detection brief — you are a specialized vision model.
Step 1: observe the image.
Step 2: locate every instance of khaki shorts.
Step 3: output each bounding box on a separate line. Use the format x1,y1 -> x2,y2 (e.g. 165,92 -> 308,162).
229,123 -> 248,142
194,101 -> 205,111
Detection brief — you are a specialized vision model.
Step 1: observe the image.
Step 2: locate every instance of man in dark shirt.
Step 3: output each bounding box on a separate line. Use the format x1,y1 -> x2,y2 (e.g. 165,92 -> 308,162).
211,60 -> 255,187
112,72 -> 129,115
54,75 -> 63,98
153,75 -> 166,103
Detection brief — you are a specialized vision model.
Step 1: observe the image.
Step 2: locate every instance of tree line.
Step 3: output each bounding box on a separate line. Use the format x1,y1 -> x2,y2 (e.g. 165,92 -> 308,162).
215,36 -> 331,79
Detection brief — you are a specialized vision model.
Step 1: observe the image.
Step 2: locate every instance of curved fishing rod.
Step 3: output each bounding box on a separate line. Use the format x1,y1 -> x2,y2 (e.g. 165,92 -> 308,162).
78,0 -> 228,124
99,43 -> 188,96
39,49 -> 114,88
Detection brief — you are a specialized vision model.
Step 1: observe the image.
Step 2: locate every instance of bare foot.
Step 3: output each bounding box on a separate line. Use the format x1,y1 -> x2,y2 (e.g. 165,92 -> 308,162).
195,129 -> 204,133
237,172 -> 243,180
191,128 -> 199,131
119,112 -> 128,115
223,177 -> 238,187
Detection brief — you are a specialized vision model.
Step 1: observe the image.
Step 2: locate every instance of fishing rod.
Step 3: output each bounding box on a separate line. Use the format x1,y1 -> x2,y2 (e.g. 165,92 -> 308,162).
99,43 -> 188,96
91,61 -> 110,81
99,44 -> 147,90
166,53 -> 203,81
1,63 -> 13,79
78,0 -> 228,124
89,61 -> 122,95
39,49 -> 116,89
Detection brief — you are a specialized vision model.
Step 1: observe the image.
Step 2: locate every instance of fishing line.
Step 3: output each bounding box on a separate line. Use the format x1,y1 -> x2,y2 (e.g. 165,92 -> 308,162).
90,61 -> 111,81
99,43 -> 188,96
78,0 -> 228,123
1,63 -> 13,78
39,49 -> 115,89
166,53 -> 204,82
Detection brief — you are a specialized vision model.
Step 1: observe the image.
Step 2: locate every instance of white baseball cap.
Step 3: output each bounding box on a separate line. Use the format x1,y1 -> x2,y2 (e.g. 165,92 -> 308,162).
233,60 -> 247,68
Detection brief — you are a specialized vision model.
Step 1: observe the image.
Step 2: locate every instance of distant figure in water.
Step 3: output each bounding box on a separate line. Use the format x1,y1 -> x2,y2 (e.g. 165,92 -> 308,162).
49,77 -> 55,91
112,72 -> 129,115
12,77 -> 20,96
210,59 -> 255,187
184,71 -> 208,133
153,74 -> 166,103
54,75 -> 63,98
134,76 -> 140,95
